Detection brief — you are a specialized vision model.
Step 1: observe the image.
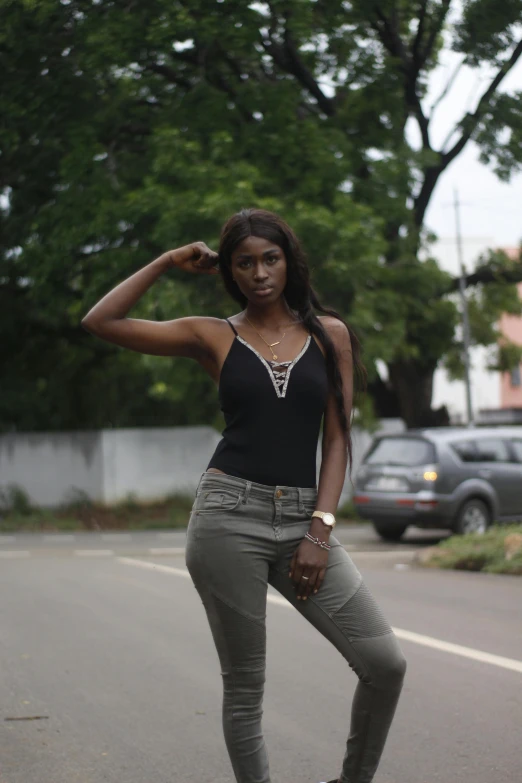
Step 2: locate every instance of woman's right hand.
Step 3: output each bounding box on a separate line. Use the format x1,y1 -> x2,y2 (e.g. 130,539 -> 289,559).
169,242 -> 220,275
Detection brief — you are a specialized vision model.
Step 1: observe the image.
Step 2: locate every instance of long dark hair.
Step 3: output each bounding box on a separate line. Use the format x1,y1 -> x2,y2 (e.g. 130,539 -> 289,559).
218,208 -> 367,477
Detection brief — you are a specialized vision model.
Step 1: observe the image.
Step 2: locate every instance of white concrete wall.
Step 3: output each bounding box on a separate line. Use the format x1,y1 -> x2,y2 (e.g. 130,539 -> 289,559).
432,345 -> 501,423
101,426 -> 221,504
0,431 -> 104,507
0,427 -> 220,508
0,421 -> 404,509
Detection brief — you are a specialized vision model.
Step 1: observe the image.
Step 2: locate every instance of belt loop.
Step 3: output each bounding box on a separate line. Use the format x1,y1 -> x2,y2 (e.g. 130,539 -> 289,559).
297,486 -> 304,513
242,480 -> 251,504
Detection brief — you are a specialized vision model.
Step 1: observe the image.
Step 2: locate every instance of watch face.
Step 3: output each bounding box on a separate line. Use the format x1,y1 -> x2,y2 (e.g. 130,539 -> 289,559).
323,513 -> 335,527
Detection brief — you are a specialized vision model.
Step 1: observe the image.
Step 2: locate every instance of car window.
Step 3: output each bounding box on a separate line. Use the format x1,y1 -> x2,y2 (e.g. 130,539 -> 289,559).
474,438 -> 511,463
511,439 -> 522,462
365,437 -> 435,466
451,440 -> 479,462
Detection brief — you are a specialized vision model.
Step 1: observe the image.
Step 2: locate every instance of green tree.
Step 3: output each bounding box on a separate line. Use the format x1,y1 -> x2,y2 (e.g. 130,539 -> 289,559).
2,0 -> 522,430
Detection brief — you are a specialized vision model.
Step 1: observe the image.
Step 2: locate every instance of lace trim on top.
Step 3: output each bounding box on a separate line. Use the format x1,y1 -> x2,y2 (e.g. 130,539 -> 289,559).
235,335 -> 312,398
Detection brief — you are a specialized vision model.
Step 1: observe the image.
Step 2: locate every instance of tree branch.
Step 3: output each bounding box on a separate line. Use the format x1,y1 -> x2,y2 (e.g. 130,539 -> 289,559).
414,39 -> 522,228
371,5 -> 409,65
428,56 -> 465,118
413,160 -> 445,227
412,91 -> 431,148
371,7 -> 431,148
442,38 -> 522,166
446,259 -> 522,292
262,31 -> 336,116
145,63 -> 192,91
420,0 -> 451,65
412,1 -> 429,65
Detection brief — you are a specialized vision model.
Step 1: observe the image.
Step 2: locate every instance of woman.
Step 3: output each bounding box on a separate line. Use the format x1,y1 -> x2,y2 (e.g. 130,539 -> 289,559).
82,208 -> 407,783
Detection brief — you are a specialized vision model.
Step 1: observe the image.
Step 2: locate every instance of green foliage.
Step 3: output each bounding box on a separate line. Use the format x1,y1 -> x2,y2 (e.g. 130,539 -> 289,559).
422,524 -> 522,575
454,0 -> 522,64
442,249 -> 522,380
0,483 -> 32,515
0,491 -> 197,532
475,93 -> 522,180
2,0 -> 522,431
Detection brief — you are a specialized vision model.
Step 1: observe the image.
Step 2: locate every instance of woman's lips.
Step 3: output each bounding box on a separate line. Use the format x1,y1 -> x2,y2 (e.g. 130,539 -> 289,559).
253,287 -> 273,297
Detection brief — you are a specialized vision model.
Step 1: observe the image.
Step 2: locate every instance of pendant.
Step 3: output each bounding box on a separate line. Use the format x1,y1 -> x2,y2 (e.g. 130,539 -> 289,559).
269,340 -> 281,347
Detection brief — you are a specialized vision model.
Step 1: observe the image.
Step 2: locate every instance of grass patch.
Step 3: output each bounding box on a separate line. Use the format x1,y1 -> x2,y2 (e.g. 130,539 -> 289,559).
0,483 -> 365,533
420,524 -> 522,576
0,489 -> 196,533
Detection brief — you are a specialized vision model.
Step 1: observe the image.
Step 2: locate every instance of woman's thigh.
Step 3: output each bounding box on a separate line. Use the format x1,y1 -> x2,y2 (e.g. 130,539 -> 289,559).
185,486 -> 275,629
269,532 -> 403,682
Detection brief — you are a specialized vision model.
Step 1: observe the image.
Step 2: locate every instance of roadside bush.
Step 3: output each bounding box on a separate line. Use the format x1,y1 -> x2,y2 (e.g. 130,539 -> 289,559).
0,490 -> 197,532
419,524 -> 522,575
0,484 -> 32,516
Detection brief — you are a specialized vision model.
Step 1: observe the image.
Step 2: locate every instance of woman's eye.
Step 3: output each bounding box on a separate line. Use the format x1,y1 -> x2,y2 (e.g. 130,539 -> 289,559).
267,256 -> 278,263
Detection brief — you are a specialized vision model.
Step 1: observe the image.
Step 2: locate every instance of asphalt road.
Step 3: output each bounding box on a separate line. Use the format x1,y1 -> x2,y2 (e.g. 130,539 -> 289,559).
1,527 -> 521,783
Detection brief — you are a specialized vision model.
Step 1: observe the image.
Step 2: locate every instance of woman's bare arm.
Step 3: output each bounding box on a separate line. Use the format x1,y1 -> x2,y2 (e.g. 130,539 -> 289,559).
81,243 -> 219,358
311,317 -> 353,536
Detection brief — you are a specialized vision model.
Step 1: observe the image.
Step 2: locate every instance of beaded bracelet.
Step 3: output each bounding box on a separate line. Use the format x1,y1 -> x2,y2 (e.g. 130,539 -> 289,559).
304,531 -> 331,551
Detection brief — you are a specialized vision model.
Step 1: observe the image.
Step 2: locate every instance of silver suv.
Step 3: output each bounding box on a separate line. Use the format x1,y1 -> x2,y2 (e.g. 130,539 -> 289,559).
353,426 -> 522,541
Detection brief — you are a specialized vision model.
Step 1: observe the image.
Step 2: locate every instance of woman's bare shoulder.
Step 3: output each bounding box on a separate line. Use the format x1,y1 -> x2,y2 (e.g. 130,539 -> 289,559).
189,316 -> 234,353
317,314 -> 347,333
317,316 -> 351,355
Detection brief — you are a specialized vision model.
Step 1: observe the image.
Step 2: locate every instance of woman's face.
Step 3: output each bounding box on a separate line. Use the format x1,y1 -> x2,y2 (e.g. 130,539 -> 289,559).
230,235 -> 287,303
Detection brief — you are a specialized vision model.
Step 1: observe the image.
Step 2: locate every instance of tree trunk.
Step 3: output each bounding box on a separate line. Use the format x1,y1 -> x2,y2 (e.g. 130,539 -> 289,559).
387,359 -> 450,428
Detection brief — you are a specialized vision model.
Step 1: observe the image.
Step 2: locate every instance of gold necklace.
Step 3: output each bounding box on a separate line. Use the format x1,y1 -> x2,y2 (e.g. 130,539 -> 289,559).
244,315 -> 287,361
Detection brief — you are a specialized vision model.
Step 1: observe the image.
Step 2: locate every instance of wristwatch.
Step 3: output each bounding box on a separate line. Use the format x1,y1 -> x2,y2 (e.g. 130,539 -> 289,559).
311,510 -> 336,529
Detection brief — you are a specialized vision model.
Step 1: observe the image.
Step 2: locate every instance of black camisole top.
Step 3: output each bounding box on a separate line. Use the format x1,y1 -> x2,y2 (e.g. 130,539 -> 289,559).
206,318 -> 329,487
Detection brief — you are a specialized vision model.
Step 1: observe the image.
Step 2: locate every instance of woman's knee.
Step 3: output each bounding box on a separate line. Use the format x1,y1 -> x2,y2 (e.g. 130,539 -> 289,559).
374,639 -> 407,689
350,633 -> 407,689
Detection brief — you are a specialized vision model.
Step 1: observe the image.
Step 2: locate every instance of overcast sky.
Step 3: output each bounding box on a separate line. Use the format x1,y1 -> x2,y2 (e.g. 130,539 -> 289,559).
420,48 -> 522,267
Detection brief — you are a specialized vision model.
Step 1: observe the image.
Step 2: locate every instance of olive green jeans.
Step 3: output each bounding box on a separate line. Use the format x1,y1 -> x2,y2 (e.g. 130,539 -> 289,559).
185,471 -> 407,783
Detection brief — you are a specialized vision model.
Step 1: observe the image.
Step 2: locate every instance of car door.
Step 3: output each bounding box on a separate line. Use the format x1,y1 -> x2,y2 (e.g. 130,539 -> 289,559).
508,439 -> 522,517
474,437 -> 521,517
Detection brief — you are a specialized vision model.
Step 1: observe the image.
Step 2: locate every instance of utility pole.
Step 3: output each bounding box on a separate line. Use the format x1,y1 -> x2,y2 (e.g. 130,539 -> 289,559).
454,188 -> 474,426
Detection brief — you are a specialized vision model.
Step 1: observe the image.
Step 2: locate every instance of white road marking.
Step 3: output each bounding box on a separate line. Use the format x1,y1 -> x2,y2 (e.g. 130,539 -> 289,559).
392,628 -> 522,675
0,551 -> 30,558
118,557 -> 189,577
118,556 -> 522,676
75,549 -> 114,557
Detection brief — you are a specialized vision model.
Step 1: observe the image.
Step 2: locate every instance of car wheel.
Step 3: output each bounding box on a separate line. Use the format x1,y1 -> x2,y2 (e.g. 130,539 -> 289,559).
373,522 -> 408,542
453,498 -> 491,535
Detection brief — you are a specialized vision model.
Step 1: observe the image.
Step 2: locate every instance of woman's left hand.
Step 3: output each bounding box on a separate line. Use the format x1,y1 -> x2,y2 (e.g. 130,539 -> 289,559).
289,539 -> 329,600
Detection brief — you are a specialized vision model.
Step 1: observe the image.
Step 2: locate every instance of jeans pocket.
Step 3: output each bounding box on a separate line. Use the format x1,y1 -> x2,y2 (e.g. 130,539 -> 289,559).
302,501 -> 318,518
196,488 -> 242,514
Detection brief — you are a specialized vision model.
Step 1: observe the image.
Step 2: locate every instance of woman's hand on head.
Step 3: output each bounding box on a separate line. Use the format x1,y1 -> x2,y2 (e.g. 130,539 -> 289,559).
169,242 -> 220,275
289,540 -> 329,601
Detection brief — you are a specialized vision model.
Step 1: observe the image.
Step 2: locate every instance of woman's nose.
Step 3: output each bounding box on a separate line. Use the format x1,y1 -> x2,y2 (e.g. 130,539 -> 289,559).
253,263 -> 269,279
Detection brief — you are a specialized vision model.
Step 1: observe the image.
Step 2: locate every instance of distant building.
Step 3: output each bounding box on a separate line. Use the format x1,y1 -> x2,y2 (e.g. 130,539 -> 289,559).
430,241 -> 522,423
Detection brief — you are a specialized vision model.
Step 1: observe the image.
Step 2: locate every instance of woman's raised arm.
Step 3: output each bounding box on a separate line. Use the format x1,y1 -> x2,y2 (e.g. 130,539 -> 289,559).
81,243 -> 219,358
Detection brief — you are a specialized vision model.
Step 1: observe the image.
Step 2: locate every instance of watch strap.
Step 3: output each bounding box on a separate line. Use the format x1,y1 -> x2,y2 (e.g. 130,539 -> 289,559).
311,510 -> 336,528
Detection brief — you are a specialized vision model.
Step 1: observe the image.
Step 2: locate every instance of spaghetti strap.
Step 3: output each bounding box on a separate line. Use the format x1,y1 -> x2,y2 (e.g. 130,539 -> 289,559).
225,318 -> 238,336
